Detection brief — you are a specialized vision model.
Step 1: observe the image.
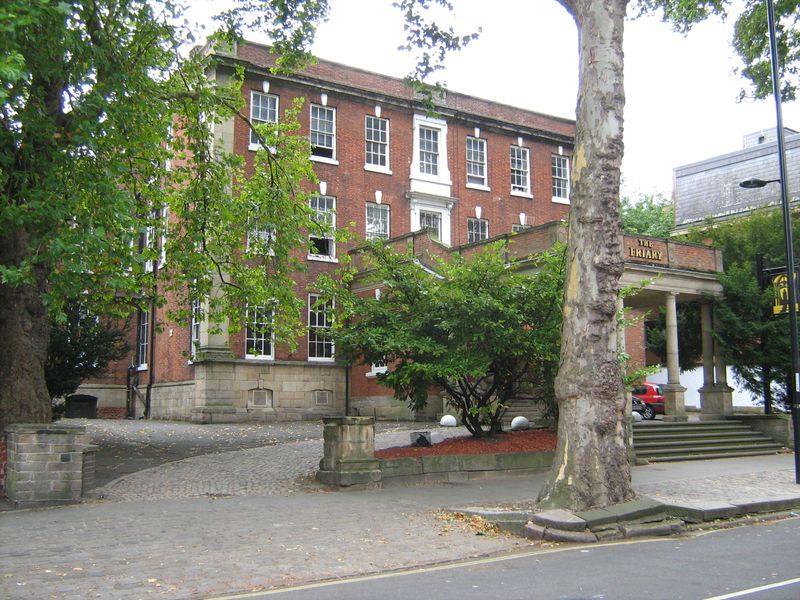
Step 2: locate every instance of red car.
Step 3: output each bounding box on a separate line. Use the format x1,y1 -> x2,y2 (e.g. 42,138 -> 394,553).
632,382 -> 664,420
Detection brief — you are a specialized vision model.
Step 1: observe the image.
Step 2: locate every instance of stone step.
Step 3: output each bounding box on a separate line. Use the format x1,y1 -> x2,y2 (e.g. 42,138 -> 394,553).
634,429 -> 755,441
645,448 -> 782,462
638,442 -> 782,456
632,419 -> 785,462
635,438 -> 782,452
634,433 -> 771,446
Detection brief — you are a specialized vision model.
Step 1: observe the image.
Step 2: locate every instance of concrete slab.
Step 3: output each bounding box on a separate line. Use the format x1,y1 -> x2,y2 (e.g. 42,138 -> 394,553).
531,509 -> 586,532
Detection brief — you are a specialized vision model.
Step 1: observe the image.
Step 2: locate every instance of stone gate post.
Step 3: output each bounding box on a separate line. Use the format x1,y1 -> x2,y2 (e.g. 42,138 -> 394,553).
317,416 -> 382,487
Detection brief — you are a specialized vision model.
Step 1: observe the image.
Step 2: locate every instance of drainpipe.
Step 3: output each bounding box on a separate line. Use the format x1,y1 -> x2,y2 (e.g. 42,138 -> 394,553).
144,259 -> 159,419
344,365 -> 351,416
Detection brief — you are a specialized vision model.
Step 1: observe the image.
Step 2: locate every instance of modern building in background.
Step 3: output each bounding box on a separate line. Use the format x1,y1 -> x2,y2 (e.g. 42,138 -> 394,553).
673,128 -> 800,235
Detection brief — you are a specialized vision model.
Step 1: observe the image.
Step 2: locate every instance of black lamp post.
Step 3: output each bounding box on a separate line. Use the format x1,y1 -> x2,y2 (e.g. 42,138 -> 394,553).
738,0 -> 799,484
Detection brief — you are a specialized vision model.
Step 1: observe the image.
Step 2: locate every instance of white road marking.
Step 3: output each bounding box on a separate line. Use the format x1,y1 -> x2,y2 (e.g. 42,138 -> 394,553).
704,577 -> 800,600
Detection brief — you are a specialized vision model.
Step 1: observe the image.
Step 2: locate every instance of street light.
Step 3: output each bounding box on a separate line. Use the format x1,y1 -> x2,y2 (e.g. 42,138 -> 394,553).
739,177 -> 780,189
737,0 -> 799,484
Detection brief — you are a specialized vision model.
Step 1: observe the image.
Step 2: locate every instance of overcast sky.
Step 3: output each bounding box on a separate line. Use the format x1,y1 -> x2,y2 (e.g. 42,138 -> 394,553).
192,0 -> 800,197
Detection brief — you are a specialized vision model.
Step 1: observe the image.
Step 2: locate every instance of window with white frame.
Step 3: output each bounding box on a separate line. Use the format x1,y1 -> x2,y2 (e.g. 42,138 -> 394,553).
419,210 -> 442,240
510,145 -> 530,195
466,137 -> 487,187
137,310 -> 149,368
366,203 -> 390,240
467,218 -> 489,243
250,91 -> 278,148
310,104 -> 336,160
308,294 -> 334,360
245,305 -> 274,359
368,358 -> 388,377
308,195 -> 336,259
552,154 -> 570,202
365,116 -> 389,169
141,224 -> 155,273
189,298 -> 201,360
512,223 -> 529,233
419,126 -> 439,176
411,115 -> 451,197
246,224 -> 276,255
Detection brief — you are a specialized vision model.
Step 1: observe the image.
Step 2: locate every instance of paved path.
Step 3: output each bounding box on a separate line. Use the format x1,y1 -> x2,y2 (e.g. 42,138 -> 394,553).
85,420 -> 471,501
1,420 -> 798,600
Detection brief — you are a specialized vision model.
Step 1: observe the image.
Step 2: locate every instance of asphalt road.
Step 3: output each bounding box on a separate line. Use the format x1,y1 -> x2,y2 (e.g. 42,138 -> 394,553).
214,517 -> 800,600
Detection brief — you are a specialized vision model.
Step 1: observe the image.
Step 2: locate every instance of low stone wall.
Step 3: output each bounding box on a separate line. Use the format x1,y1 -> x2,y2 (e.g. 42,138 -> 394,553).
735,414 -> 794,447
378,451 -> 555,486
3,423 -> 95,508
316,417 -> 554,488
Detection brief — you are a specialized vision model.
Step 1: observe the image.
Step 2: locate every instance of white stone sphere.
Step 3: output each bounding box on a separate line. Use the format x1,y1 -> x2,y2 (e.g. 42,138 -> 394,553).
439,414 -> 458,427
632,411 -> 643,422
511,416 -> 530,431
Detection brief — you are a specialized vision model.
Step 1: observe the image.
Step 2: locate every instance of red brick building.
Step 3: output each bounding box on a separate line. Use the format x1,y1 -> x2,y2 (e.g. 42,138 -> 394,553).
80,40 -> 579,422
80,41 -> 726,424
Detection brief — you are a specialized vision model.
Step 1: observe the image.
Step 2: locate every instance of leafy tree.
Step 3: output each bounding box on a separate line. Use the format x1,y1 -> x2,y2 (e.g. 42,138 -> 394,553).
685,208 -> 800,412
324,242 -> 565,438
644,302 -> 703,372
3,0 -> 795,511
0,0 -> 329,433
45,302 -> 129,402
620,192 -> 675,238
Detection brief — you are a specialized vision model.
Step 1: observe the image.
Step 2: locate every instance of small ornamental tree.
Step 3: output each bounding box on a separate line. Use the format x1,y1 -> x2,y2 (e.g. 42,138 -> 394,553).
45,302 -> 129,403
324,241 -> 565,437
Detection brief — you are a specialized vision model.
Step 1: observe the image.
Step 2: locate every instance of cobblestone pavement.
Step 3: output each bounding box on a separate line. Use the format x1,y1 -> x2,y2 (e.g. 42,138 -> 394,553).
84,419 -> 472,501
1,419 -> 798,600
635,461 -> 800,506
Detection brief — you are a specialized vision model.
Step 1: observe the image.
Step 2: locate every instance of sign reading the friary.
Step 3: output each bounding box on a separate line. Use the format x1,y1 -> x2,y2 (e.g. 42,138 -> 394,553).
624,237 -> 668,265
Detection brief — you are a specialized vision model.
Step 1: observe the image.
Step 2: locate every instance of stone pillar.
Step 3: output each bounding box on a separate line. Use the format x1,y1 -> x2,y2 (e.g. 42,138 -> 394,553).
663,292 -> 687,421
713,326 -> 734,418
4,424 -> 92,508
698,302 -> 716,418
700,308 -> 734,420
317,417 -> 382,487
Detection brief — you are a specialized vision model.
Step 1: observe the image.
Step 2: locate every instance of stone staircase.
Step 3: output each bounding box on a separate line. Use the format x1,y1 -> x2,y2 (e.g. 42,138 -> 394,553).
632,419 -> 784,462
502,397 -> 548,429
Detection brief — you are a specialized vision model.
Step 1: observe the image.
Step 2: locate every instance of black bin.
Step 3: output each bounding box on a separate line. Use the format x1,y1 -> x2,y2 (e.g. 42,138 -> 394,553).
65,394 -> 98,418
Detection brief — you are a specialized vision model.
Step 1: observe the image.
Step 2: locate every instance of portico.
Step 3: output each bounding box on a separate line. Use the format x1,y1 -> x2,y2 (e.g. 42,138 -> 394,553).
620,235 -> 729,421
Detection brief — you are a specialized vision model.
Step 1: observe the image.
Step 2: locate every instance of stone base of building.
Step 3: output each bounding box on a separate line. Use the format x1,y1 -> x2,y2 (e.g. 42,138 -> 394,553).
349,394 -> 443,420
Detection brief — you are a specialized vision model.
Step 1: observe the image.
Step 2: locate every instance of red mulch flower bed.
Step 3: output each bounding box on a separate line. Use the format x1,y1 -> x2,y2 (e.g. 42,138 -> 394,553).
374,428 -> 557,459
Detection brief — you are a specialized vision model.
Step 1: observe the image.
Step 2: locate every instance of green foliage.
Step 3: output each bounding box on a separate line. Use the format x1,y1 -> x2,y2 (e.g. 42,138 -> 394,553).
633,0 -> 800,102
733,0 -> 800,101
684,207 -> 800,410
620,192 -> 675,237
45,302 -> 129,401
617,280 -> 663,386
644,301 -> 703,372
0,0 -> 331,339
322,241 -> 566,437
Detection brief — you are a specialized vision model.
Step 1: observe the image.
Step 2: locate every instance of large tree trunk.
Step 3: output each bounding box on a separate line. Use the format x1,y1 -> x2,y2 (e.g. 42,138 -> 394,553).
0,228 -> 52,434
537,0 -> 633,511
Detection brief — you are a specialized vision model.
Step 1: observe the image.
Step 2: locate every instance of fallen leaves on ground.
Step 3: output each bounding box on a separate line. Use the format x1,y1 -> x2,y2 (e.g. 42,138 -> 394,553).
436,511 -> 502,536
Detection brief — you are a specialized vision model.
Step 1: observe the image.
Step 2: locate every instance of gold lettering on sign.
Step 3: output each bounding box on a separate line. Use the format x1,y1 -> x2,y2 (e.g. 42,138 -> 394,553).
628,246 -> 663,261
